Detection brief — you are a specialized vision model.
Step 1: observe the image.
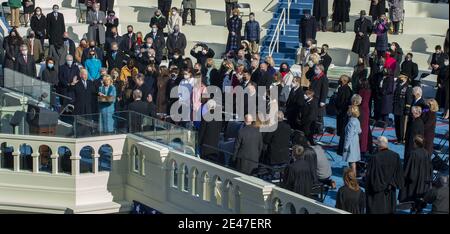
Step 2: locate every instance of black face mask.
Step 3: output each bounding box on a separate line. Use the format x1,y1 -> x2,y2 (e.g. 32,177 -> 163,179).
90,45 -> 95,48
193,69 -> 200,74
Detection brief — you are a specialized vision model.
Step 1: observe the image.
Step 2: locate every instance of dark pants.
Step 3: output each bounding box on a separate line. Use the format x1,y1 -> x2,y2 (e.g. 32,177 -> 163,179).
316,106 -> 325,134
158,0 -> 172,19
300,120 -> 315,145
317,17 -> 327,31
225,2 -> 237,24
182,8 -> 196,25
333,21 -> 347,32
394,114 -> 406,142
392,21 -> 400,34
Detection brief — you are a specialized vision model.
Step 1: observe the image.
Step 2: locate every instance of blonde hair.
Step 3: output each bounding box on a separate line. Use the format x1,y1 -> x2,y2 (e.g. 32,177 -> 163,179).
427,99 -> 439,113
351,94 -> 362,106
232,8 -> 240,15
102,75 -> 113,85
340,74 -> 350,84
343,168 -> 360,191
309,53 -> 320,65
349,105 -> 360,118
265,56 -> 275,67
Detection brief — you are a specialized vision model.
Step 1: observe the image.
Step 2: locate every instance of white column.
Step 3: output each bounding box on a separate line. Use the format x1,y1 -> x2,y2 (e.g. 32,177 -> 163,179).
140,155 -> 146,176
70,155 -> 81,175
222,183 -> 229,209
51,154 -> 58,174
93,153 -> 100,174
32,152 -> 40,173
177,167 -> 185,191
13,150 -> 20,172
209,179 -> 217,205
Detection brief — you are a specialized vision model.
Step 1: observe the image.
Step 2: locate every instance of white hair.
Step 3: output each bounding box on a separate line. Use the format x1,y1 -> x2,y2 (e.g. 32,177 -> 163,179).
411,106 -> 422,117
412,86 -> 422,97
377,136 -> 389,148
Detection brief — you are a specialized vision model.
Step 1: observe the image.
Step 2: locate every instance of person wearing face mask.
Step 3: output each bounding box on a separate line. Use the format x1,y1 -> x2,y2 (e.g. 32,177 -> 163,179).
233,49 -> 251,71
41,57 -> 59,89
352,10 -> 372,59
436,58 -> 449,110
105,26 -> 122,53
24,30 -> 43,63
285,76 -> 306,130
300,89 -> 319,145
120,25 -> 137,56
22,0 -> 35,27
244,13 -> 260,54
393,74 -> 412,144
400,53 -> 418,83
182,0 -> 196,26
105,10 -> 119,38
168,49 -> 185,69
106,42 -> 128,73
226,8 -> 242,53
430,45 -> 448,75
299,10 -> 317,47
48,41 -> 68,68
75,39 -> 88,64
84,51 -> 102,81
167,25 -> 187,59
335,75 -> 353,155
190,43 -> 215,68
144,25 -> 165,58
320,44 -> 332,74
30,7 -> 47,47
62,31 -> 76,57
389,42 -> 404,77
374,15 -> 389,57
82,40 -> 104,64
377,65 -> 395,123
14,43 -> 36,77
309,64 -> 329,134
150,9 -> 167,35
351,57 -> 368,92
298,38 -> 315,67
46,4 -> 66,46
58,54 -> 80,108
168,7 -> 183,33
87,3 -> 106,46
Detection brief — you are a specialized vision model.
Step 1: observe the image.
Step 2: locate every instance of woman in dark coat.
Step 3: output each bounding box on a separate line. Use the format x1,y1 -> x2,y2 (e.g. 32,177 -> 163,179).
336,75 -> 353,156
374,15 -> 389,56
226,9 -> 242,53
30,7 -> 47,47
2,29 -> 23,70
390,42 -> 403,77
351,57 -> 368,92
156,70 -> 169,114
105,10 -> 119,39
378,74 -> 394,122
332,0 -> 351,33
313,0 -> 328,32
358,79 -> 372,154
423,99 -> 438,154
41,57 -> 59,107
369,0 -> 386,22
336,168 -> 366,214
199,101 -> 222,162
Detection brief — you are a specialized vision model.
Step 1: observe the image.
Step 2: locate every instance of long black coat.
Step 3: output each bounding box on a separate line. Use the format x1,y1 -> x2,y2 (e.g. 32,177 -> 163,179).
313,0 -> 329,18
369,0 -> 386,20
14,54 -> 36,77
336,186 -> 366,214
2,36 -> 21,70
335,84 -> 353,136
399,148 -> 432,203
263,121 -> 292,165
166,32 -> 187,56
199,118 -> 222,158
286,87 -> 305,129
378,76 -> 395,115
283,158 -> 315,197
332,0 -> 351,22
58,63 -> 80,105
310,73 -> 329,105
46,12 -> 66,46
400,60 -> 419,81
366,149 -> 404,214
352,17 -> 372,57
404,117 -> 424,166
70,79 -> 97,115
233,125 -> 263,175
30,15 -> 47,39
299,16 -> 317,45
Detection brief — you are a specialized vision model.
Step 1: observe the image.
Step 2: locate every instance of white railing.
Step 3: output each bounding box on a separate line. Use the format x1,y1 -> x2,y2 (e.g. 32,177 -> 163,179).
269,0 -> 295,56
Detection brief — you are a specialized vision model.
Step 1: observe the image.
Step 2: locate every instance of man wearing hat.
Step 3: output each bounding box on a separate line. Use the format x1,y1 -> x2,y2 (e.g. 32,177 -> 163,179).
352,10 -> 372,59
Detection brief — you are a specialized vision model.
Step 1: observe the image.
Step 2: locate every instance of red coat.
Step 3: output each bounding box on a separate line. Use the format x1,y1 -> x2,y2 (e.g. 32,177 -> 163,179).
359,89 -> 372,153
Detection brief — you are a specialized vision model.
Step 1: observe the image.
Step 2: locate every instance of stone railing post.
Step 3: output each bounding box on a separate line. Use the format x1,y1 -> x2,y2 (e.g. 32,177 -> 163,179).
70,155 -> 81,175
200,176 -> 210,202
209,179 -> 217,205
31,152 -> 40,173
13,150 -> 20,172
51,154 -> 59,174
177,167 -> 185,191
93,153 -> 100,174
140,155 -> 146,176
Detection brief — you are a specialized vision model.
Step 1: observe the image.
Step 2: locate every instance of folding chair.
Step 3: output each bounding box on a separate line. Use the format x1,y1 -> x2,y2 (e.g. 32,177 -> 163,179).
317,126 -> 337,144
436,130 -> 449,153
371,120 -> 388,137
310,183 -> 330,203
236,3 -> 252,19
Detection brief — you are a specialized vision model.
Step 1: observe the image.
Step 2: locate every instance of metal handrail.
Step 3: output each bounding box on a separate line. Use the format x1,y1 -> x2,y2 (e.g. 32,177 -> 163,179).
268,8 -> 286,56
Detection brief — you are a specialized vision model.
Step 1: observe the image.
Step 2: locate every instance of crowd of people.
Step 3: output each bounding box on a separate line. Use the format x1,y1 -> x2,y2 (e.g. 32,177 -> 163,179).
1,0 -> 449,214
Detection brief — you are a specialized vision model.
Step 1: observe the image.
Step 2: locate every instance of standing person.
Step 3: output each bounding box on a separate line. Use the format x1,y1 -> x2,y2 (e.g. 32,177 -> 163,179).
120,25 -> 137,56
150,9 -> 167,35
244,13 -> 260,55
352,10 -> 372,59
98,75 -> 117,133
309,64 -> 329,135
400,53 -> 419,83
299,10 -> 317,46
14,44 -> 36,77
58,55 -> 80,108
168,7 -> 183,34
232,114 -> 263,174
69,69 -> 97,115
393,74 -> 413,144
225,0 -> 238,25
436,58 -> 449,108
423,99 -> 438,154
283,145 -> 316,197
430,45 -> 447,75
374,15 -> 389,56
226,9 -> 242,53
158,0 -> 172,19
87,4 -> 106,46
2,29 -> 22,70
445,28 -> 449,55
75,39 -> 88,64
398,135 -> 432,211
358,79 -> 372,154
181,0 -> 196,26
156,69 -> 169,114
84,50 -> 102,81
377,71 -> 395,122
336,168 -> 366,214
351,57 -> 368,92
46,4 -> 66,47
313,0 -> 328,32
41,57 -> 59,107
105,42 -> 127,73
320,44 -> 332,74
30,7 -> 47,47
285,77 -> 305,130
300,89 -> 319,145
48,42 -> 68,68
369,0 -> 386,22
343,105 -> 362,175
263,111 -> 292,166
404,106 -> 424,166
24,31 -> 44,63
388,0 -> 404,35
332,0 -> 351,33
336,75 -> 353,156
105,10 -> 119,39
199,100 -> 222,162
105,26 -> 122,53
22,0 -> 34,27
366,136 -> 404,214
390,42 -> 404,78
8,0 -> 22,28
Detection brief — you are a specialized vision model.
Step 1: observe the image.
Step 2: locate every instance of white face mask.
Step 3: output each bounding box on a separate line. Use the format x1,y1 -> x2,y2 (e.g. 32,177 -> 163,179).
172,11 -> 177,15
174,55 -> 180,59
445,60 -> 449,66
308,61 -> 314,67
184,75 -> 190,79
22,50 -> 28,55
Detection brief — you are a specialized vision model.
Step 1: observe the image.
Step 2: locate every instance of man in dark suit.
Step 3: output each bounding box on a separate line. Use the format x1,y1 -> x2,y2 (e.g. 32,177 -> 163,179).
105,42 -> 128,73
233,114 -> 263,175
131,73 -> 155,104
263,111 -> 292,166
309,64 -> 329,134
299,9 -> 317,46
24,31 -> 44,63
58,54 -> 80,107
199,100 -> 223,162
121,25 -> 137,57
14,44 -> 36,77
300,89 -> 319,145
46,4 -> 66,46
166,25 -> 187,59
128,89 -> 157,132
286,77 -> 305,130
400,53 -> 419,82
352,10 -> 372,59
104,26 -> 123,53
393,74 -> 413,144
320,44 -> 332,74
62,32 -> 76,58
256,62 -> 274,90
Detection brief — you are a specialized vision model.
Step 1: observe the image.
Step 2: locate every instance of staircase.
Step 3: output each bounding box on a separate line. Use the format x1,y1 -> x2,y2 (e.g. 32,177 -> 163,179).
260,0 -> 314,66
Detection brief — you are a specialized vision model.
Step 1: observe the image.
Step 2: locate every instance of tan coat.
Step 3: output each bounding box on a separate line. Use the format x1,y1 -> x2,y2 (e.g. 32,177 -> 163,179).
24,38 -> 44,63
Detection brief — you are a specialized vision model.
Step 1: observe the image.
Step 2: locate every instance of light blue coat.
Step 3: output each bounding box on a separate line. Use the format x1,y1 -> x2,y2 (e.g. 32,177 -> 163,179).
343,117 -> 362,163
